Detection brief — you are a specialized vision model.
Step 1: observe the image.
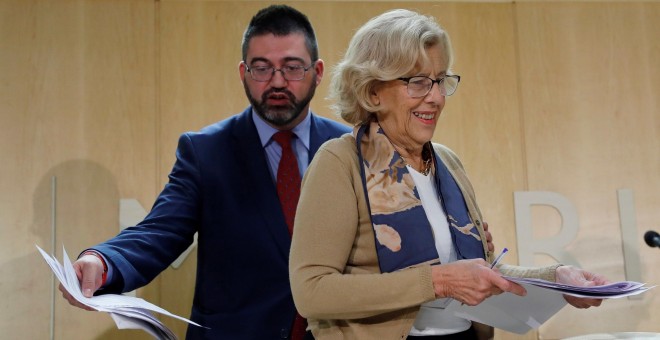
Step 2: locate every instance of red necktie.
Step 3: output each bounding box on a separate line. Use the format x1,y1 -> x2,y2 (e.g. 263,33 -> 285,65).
272,131 -> 306,340
273,131 -> 301,235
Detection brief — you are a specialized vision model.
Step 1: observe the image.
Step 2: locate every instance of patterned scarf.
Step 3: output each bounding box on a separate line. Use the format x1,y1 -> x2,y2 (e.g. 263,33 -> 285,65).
355,121 -> 484,273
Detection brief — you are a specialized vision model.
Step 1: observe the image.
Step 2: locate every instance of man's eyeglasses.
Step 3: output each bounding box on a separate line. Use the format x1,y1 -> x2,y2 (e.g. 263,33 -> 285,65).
245,62 -> 315,82
397,75 -> 461,98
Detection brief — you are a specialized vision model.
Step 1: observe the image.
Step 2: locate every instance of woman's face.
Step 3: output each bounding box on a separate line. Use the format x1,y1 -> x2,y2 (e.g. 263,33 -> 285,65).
371,44 -> 448,151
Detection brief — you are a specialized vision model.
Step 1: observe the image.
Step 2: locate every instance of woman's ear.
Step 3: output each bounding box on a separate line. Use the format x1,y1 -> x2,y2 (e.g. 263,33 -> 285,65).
369,85 -> 380,106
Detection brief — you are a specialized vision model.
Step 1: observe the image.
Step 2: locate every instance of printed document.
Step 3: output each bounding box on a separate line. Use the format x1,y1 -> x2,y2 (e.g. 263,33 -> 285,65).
37,245 -> 205,340
445,275 -> 652,334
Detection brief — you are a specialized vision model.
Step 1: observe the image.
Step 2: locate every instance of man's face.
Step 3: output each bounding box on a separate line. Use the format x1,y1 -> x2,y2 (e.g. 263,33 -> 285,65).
239,33 -> 324,130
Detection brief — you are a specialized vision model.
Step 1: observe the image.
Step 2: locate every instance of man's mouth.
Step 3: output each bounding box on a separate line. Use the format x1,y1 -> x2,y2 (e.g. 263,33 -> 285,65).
266,93 -> 292,105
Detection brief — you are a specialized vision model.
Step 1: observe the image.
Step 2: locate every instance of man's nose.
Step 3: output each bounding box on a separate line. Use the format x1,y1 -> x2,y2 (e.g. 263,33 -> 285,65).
269,69 -> 288,87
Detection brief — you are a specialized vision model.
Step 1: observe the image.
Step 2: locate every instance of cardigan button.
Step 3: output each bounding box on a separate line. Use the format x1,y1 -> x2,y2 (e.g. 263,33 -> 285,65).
475,220 -> 481,226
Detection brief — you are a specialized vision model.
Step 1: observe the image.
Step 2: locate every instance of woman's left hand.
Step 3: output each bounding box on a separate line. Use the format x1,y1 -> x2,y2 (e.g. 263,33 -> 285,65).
556,265 -> 609,308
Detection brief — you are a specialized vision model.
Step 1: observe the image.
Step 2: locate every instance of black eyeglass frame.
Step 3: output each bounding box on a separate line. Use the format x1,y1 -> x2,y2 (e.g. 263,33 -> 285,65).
397,74 -> 461,97
244,62 -> 316,82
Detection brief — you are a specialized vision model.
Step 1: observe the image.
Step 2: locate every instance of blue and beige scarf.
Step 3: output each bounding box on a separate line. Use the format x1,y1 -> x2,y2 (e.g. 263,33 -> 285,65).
355,121 -> 485,273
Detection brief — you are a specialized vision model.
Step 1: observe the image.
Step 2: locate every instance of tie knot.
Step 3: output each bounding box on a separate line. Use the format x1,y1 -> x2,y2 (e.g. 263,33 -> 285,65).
272,130 -> 295,148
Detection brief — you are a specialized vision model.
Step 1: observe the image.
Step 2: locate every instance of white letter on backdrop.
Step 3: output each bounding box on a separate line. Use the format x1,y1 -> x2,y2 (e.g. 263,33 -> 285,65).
514,191 -> 580,267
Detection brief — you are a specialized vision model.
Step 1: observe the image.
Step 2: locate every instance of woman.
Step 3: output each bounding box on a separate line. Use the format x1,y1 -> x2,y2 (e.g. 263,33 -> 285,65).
289,9 -> 605,339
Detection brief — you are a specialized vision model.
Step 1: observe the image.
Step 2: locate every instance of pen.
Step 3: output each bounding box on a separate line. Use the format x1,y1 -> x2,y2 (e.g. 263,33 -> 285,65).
490,247 -> 508,269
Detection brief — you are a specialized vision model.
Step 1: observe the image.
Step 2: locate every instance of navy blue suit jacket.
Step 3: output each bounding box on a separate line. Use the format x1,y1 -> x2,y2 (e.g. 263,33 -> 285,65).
93,107 -> 350,339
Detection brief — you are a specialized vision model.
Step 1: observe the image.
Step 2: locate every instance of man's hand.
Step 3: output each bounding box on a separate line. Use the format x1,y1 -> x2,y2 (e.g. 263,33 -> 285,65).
556,265 -> 609,308
58,254 -> 105,311
483,221 -> 494,253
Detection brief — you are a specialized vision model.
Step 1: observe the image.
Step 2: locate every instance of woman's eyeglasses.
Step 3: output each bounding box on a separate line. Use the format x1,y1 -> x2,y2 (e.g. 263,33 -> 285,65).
397,75 -> 461,98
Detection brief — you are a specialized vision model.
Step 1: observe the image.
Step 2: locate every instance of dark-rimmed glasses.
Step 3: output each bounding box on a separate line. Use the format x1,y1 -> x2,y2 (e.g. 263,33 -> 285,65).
397,75 -> 461,98
245,62 -> 315,82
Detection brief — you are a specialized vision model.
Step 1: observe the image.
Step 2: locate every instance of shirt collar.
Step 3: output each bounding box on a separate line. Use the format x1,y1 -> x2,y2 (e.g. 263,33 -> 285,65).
252,108 -> 311,150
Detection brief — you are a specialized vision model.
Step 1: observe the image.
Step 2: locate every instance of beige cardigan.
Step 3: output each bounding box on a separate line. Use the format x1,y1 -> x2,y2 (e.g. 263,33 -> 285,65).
289,134 -> 559,339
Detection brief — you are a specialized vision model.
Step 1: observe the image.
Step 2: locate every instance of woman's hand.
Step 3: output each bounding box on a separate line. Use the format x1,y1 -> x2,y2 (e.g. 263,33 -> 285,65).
556,265 -> 609,308
431,259 -> 526,306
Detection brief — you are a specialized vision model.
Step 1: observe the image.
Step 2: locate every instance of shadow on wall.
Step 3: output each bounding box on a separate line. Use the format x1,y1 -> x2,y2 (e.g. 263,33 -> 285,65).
0,160 -> 127,339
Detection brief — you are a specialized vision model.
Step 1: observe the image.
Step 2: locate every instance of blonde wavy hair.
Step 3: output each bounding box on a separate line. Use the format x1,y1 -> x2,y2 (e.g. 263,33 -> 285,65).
329,9 -> 453,125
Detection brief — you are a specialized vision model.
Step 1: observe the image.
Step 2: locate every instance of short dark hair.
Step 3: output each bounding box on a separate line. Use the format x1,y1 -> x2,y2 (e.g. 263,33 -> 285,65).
242,5 -> 319,63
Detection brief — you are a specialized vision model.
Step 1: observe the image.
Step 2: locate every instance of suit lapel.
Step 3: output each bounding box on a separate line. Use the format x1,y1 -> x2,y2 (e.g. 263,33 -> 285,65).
232,109 -> 291,258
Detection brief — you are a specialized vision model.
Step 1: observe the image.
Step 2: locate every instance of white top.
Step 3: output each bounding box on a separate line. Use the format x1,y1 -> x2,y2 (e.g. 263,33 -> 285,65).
407,167 -> 472,336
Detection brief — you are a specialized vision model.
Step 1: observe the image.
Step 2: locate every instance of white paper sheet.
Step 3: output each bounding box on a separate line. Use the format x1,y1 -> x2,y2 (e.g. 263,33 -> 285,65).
446,282 -> 568,334
37,245 -> 206,340
445,276 -> 653,334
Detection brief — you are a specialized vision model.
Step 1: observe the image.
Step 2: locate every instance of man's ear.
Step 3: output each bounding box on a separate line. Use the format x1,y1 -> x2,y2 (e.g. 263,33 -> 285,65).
313,59 -> 324,85
239,61 -> 247,82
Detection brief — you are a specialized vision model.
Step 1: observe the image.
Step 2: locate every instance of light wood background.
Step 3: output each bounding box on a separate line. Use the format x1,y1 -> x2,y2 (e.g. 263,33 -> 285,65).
1,1 -> 657,339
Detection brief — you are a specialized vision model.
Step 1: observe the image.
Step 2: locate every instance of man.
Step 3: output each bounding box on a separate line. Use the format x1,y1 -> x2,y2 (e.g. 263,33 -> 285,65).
60,5 -> 350,339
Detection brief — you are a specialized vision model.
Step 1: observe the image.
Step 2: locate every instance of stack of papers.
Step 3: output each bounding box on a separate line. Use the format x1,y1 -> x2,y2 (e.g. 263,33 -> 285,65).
445,276 -> 653,334
37,245 -> 205,340
503,276 -> 652,299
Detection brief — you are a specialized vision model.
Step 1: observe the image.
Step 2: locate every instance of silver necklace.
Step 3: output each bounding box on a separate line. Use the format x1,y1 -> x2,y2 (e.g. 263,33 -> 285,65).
379,125 -> 433,175
400,152 -> 432,176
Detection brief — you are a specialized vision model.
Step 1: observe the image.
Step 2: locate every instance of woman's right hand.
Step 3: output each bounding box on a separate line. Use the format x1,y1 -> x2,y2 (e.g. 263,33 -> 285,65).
431,259 -> 526,305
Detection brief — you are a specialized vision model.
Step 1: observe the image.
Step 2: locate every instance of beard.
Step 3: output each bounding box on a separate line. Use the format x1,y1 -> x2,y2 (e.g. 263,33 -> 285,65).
244,76 -> 317,127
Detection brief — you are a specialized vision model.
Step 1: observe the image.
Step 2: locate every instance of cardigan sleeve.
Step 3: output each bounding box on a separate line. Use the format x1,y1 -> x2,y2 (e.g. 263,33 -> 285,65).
498,263 -> 561,282
289,138 -> 436,320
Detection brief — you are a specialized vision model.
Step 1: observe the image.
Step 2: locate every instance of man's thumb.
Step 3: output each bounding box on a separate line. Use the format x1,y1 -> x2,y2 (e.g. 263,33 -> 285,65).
81,275 -> 97,298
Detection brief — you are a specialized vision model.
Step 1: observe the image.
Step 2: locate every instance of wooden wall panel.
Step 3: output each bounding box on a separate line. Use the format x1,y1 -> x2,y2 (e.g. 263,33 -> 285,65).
516,2 -> 660,338
0,0 -> 156,339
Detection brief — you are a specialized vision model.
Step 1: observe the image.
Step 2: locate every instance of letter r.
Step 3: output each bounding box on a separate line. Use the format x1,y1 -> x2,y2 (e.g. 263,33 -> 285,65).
514,191 -> 580,267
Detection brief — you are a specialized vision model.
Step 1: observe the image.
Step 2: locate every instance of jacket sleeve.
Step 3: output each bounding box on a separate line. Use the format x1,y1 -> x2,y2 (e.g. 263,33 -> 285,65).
92,133 -> 201,293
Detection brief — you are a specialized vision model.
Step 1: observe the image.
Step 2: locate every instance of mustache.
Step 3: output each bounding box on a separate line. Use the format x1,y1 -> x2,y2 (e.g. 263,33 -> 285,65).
262,88 -> 295,103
